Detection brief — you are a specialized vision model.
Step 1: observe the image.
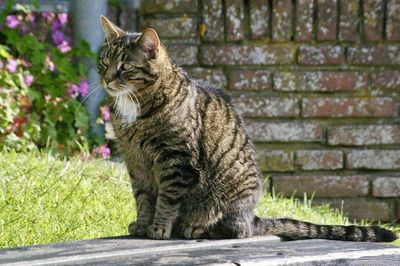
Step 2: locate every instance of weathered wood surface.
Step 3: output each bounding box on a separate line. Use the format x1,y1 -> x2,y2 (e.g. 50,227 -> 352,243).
1,236 -> 400,265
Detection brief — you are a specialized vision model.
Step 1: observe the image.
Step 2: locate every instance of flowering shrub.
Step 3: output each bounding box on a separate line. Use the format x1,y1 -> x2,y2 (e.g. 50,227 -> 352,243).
92,144 -> 111,158
0,1 -> 101,156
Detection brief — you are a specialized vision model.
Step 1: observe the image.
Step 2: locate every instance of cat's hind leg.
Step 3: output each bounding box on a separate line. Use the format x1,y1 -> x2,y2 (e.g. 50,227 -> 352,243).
183,226 -> 207,239
208,210 -> 254,239
179,204 -> 223,239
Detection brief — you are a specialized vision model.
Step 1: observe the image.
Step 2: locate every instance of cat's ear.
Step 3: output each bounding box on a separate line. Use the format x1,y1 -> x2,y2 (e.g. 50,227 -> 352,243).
137,28 -> 160,56
100,15 -> 124,44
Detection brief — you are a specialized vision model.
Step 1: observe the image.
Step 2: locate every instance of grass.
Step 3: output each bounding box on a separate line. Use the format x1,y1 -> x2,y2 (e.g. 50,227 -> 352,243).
0,151 -> 399,248
0,151 -> 135,248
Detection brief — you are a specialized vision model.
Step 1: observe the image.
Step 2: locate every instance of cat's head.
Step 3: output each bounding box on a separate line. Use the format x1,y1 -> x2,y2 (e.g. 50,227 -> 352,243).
97,16 -> 168,98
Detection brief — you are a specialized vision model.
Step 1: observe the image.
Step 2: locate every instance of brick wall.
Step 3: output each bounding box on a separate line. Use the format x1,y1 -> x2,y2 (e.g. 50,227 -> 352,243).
121,0 -> 399,221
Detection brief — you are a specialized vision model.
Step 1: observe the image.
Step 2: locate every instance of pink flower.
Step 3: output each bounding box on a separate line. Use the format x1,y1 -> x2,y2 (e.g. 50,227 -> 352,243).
41,12 -> 55,23
6,15 -> 19,28
57,40 -> 71,53
78,79 -> 89,97
0,60 -> 3,69
23,74 -> 34,86
52,30 -> 64,45
6,59 -> 17,73
92,144 -> 111,158
66,80 -> 89,98
45,56 -> 56,71
100,106 -> 111,121
58,13 -> 68,25
66,83 -> 79,98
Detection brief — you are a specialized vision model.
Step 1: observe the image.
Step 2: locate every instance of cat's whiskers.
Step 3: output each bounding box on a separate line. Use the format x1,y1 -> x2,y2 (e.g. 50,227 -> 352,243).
80,86 -> 101,106
126,91 -> 138,116
140,87 -> 150,97
138,91 -> 146,102
131,91 -> 143,112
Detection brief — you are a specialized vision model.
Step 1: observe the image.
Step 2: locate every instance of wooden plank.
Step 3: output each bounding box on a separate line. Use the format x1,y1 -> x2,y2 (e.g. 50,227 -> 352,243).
0,236 -> 399,265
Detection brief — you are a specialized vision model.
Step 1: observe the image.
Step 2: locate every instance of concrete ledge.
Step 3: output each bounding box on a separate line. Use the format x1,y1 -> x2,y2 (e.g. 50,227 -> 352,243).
1,236 -> 399,265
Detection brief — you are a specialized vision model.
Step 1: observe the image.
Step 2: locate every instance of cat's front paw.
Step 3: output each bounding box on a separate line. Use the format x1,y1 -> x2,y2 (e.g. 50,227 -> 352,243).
128,221 -> 148,237
147,224 -> 171,240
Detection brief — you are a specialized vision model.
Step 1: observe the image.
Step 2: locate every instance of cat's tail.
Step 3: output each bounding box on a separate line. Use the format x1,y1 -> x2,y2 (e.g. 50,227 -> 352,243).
253,216 -> 397,242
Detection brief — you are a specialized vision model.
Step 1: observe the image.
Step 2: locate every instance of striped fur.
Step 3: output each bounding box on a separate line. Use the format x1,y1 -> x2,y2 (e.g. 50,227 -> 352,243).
97,16 -> 397,242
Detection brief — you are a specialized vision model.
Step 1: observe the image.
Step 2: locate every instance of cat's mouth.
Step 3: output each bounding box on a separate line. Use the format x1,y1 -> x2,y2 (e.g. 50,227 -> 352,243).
102,81 -> 129,97
105,87 -> 131,98
104,86 -> 131,98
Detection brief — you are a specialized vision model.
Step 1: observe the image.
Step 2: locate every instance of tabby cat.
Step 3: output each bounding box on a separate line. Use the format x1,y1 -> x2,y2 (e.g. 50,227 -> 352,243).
97,16 -> 397,242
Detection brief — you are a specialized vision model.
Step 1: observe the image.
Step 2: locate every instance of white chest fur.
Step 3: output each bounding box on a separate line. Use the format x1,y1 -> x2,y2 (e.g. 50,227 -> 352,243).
115,96 -> 139,124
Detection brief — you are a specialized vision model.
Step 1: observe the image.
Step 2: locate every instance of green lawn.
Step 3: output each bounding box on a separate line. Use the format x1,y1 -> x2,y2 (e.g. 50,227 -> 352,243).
0,151 -> 398,248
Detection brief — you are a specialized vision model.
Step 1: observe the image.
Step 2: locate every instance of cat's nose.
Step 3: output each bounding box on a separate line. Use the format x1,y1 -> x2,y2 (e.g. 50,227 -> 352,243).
104,72 -> 116,84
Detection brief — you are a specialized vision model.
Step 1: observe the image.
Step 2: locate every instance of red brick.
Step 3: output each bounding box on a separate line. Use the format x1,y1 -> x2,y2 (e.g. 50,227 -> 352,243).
296,0 -> 314,41
185,68 -> 227,89
226,0 -> 245,41
141,16 -> 196,39
387,0 -> 400,41
140,0 -> 197,14
232,96 -> 299,118
274,72 -> 368,92
373,177 -> 400,197
273,176 -> 369,197
256,150 -> 294,172
165,43 -> 198,66
228,70 -> 272,90
374,70 -> 400,89
202,0 -> 224,41
339,0 -> 359,41
317,0 -> 337,41
298,45 -> 345,65
246,122 -> 323,142
200,44 -> 294,65
296,150 -> 343,170
250,0 -> 270,39
348,46 -> 400,65
363,0 -> 384,41
313,198 -> 393,221
272,0 -> 293,41
328,125 -> 400,146
347,150 -> 400,170
302,97 -> 397,118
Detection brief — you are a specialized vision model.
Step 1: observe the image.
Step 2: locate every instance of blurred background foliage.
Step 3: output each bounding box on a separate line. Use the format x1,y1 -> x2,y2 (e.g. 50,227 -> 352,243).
0,0 -> 111,157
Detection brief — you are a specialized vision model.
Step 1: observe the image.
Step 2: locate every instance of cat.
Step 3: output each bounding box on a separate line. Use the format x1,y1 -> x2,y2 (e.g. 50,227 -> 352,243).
97,15 -> 397,242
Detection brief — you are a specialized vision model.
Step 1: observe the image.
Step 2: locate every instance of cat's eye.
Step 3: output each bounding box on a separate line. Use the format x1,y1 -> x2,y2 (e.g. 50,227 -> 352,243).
122,63 -> 134,70
101,58 -> 110,65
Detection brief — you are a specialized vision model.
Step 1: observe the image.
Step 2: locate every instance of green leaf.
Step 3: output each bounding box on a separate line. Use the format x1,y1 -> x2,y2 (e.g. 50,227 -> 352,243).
27,89 -> 42,101
0,46 -> 11,59
74,109 -> 89,131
